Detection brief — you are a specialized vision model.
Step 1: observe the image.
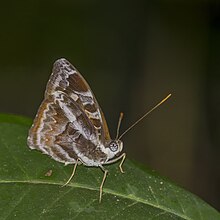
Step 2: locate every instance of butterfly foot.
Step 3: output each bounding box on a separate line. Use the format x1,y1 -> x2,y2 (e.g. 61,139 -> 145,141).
61,175 -> 73,188
61,161 -> 79,187
61,182 -> 68,188
119,165 -> 125,174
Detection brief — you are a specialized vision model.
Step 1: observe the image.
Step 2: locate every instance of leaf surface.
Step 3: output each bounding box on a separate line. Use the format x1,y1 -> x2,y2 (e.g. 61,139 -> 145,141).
0,114 -> 219,220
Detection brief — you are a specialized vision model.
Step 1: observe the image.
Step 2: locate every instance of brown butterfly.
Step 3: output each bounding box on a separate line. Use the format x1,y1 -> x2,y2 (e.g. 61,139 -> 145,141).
27,58 -> 171,202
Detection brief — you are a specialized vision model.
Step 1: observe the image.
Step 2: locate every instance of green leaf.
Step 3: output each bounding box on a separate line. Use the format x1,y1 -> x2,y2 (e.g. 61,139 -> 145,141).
0,114 -> 219,220
0,113 -> 32,126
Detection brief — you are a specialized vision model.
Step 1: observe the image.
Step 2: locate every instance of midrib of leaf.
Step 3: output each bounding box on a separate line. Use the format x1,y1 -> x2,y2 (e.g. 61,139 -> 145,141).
0,180 -> 191,220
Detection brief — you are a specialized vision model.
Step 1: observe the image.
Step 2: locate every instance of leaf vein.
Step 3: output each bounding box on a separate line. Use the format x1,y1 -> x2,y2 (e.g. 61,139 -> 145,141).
193,197 -> 203,220
72,198 -> 98,219
3,186 -> 31,220
0,180 -> 191,220
39,187 -> 74,219
110,201 -> 138,219
148,185 -> 159,206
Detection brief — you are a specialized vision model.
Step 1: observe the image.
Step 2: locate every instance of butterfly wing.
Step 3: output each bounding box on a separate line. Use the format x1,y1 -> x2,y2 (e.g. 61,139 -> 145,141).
28,58 -> 111,165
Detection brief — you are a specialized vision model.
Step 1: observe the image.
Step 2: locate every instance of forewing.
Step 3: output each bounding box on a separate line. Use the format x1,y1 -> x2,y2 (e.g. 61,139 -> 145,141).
47,58 -> 111,143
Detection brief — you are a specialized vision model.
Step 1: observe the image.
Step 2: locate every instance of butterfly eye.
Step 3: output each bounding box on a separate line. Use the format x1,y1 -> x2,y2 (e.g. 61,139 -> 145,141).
109,141 -> 118,152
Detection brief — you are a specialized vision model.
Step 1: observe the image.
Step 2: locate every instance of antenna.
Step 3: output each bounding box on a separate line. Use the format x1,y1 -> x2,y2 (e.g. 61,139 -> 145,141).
116,112 -> 124,139
118,94 -> 171,140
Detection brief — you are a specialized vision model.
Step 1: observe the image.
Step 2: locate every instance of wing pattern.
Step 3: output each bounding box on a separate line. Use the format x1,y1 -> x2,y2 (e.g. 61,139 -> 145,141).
28,58 -> 110,165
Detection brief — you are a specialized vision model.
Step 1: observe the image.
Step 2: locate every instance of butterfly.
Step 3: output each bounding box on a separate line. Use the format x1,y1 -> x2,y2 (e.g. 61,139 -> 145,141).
27,58 -> 171,202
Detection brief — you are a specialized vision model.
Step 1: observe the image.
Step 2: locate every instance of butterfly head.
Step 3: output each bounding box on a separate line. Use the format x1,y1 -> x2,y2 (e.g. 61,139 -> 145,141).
106,139 -> 123,160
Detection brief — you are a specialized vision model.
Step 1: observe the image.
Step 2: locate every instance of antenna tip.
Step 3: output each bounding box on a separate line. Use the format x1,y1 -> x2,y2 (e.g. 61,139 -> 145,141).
162,94 -> 172,103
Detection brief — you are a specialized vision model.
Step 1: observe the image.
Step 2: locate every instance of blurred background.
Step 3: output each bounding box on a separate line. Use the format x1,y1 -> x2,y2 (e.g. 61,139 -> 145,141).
0,0 -> 219,210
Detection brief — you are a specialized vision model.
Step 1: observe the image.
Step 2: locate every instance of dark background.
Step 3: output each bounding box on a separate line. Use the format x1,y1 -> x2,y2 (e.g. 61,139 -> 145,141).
0,0 -> 219,210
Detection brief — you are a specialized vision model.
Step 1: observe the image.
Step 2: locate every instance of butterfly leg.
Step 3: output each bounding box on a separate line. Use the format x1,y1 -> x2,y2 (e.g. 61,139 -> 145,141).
62,158 -> 80,187
104,152 -> 126,173
119,153 -> 126,173
99,165 -> 108,203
